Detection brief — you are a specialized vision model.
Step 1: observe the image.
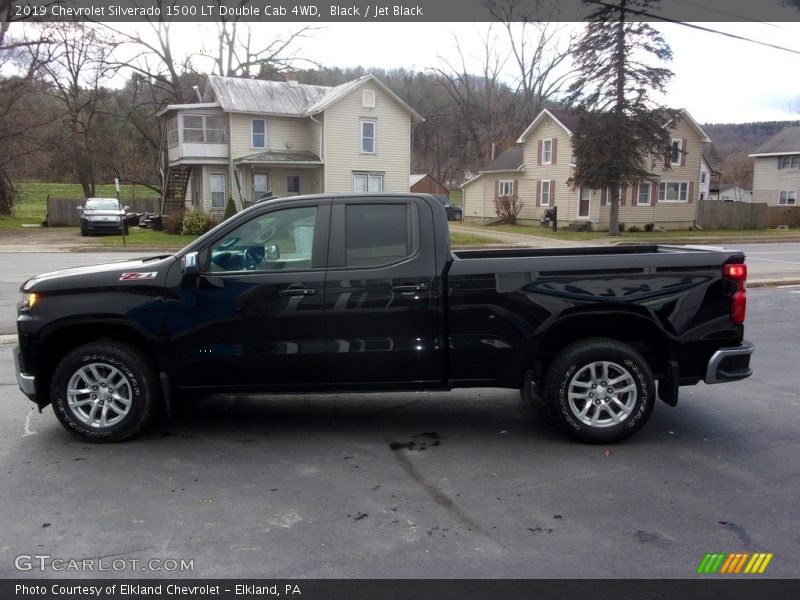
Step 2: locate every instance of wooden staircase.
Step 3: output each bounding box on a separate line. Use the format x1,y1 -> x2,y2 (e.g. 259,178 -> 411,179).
161,166 -> 191,215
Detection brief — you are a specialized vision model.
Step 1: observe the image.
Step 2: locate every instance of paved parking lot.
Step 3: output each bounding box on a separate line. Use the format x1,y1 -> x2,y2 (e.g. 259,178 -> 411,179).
0,287 -> 798,579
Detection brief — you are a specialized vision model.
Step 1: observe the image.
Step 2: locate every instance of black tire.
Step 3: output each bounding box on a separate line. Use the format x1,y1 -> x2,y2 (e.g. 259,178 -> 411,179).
50,342 -> 159,442
80,223 -> 88,237
544,338 -> 655,444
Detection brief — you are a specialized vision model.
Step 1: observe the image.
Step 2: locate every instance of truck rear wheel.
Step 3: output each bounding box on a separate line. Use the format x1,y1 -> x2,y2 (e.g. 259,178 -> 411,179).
50,342 -> 158,442
544,338 -> 655,443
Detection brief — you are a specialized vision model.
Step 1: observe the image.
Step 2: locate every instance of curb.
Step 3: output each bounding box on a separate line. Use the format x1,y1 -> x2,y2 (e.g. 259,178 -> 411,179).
0,334 -> 18,346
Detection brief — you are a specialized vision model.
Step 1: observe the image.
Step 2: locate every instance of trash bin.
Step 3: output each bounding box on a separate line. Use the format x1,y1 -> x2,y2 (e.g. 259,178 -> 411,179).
152,216 -> 164,231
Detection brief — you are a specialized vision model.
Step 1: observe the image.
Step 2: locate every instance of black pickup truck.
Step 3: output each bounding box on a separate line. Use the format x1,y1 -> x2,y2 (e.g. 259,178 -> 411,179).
14,193 -> 753,444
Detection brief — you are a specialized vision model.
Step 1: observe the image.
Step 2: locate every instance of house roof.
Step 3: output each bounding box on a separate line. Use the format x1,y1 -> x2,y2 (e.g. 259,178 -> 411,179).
479,146 -> 524,172
205,74 -> 424,122
749,126 -> 800,156
409,173 -> 427,186
233,150 -> 323,165
156,102 -> 220,117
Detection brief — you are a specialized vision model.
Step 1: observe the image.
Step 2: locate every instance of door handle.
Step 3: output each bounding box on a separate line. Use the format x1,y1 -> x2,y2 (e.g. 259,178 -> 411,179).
392,284 -> 430,295
279,287 -> 317,297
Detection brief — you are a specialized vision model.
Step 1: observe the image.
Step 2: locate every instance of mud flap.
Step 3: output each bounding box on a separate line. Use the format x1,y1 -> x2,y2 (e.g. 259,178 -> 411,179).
658,361 -> 680,407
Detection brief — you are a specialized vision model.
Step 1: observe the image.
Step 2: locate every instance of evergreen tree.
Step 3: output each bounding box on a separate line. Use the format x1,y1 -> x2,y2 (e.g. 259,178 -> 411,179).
566,0 -> 679,235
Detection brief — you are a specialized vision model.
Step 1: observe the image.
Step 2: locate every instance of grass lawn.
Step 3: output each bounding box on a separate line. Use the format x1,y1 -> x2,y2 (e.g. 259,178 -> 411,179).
82,229 -> 197,249
450,231 -> 499,246
1,182 -> 156,230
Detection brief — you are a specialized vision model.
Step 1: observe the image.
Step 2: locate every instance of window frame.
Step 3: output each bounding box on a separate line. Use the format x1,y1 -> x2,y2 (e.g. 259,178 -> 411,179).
637,182 -> 652,206
670,138 -> 683,166
540,180 -> 550,206
251,118 -> 267,149
362,89 -> 376,107
360,119 -> 377,154
253,173 -> 269,199
209,173 -> 227,210
779,190 -> 797,205
542,138 -> 553,165
181,113 -> 226,144
498,180 -> 514,197
658,181 -> 689,203
286,175 -> 301,194
166,117 -> 179,147
353,171 -> 384,192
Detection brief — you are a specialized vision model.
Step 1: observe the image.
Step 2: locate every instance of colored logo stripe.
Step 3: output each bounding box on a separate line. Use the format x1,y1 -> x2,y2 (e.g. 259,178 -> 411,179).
697,552 -> 773,574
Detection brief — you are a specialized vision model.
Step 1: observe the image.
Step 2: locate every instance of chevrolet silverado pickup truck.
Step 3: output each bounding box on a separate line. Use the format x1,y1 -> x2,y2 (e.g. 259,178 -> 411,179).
14,193 -> 753,444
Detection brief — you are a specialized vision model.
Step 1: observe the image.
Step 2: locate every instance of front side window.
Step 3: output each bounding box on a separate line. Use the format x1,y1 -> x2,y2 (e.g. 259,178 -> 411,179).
671,139 -> 683,165
345,204 -> 412,267
540,180 -> 550,206
210,174 -> 226,209
210,206 -> 317,273
542,139 -> 553,164
637,182 -> 651,206
659,181 -> 688,202
353,172 -> 383,192
779,190 -> 797,205
252,119 -> 266,148
361,120 -> 376,153
498,180 -> 514,197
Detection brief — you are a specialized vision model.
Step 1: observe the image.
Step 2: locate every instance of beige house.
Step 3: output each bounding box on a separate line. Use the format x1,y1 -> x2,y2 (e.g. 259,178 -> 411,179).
158,75 -> 423,217
749,126 -> 800,206
462,108 -> 711,229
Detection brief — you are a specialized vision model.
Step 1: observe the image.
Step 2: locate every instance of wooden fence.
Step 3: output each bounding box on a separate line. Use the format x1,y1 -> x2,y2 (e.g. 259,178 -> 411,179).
695,200 -> 768,230
46,196 -> 160,227
767,206 -> 800,228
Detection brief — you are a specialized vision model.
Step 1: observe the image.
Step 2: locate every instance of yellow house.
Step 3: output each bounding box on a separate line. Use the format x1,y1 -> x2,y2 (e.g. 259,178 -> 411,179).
462,107 -> 711,230
158,74 -> 423,218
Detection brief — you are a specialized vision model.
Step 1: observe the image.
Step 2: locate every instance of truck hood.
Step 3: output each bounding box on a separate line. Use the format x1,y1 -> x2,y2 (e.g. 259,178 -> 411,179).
22,255 -> 175,292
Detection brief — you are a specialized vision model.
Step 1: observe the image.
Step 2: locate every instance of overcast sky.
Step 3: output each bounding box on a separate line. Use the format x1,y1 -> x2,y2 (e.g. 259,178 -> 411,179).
154,19 -> 800,125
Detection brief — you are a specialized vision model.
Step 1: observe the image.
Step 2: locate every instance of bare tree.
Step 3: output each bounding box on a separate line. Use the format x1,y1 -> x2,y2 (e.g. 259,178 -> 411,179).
720,152 -> 754,201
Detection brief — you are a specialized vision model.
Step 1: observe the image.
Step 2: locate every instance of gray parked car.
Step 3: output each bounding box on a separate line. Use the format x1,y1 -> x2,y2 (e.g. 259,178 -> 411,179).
78,198 -> 130,236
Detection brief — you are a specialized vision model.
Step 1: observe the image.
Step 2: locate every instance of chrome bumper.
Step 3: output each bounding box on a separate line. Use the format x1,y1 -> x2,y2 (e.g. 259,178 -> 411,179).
704,341 -> 754,384
13,345 -> 37,397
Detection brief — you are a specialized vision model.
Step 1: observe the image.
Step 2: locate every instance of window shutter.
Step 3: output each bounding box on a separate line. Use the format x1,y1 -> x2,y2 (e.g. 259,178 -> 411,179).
550,180 -> 556,205
513,178 -> 518,197
537,140 -> 542,166
552,139 -> 558,165
601,188 -> 607,206
681,139 -> 687,167
495,180 -> 500,197
777,157 -> 783,170
536,180 -> 541,207
688,181 -> 695,203
652,182 -> 659,205
620,187 -> 626,206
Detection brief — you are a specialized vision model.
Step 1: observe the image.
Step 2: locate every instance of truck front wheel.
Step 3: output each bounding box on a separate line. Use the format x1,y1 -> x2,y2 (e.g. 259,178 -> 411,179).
544,338 -> 655,443
50,342 -> 159,442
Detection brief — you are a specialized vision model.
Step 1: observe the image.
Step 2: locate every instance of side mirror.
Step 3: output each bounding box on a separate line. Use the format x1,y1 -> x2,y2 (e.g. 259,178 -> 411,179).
264,244 -> 280,261
123,205 -> 130,212
181,251 -> 199,287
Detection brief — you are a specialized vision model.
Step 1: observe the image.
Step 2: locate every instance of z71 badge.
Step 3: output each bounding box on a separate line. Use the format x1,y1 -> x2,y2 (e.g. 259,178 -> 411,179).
119,272 -> 158,281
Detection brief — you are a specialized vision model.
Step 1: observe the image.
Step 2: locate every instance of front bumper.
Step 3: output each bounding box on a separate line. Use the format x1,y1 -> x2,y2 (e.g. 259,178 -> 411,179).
83,219 -> 123,233
13,345 -> 37,400
704,341 -> 754,384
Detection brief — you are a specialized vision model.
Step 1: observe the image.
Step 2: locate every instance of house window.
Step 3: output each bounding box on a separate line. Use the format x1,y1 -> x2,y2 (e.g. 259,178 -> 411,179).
253,174 -> 269,199
251,119 -> 267,149
779,191 -> 797,205
778,155 -> 800,169
637,182 -> 651,206
286,175 -> 301,194
167,117 -> 179,147
658,181 -> 689,202
361,120 -> 376,154
540,180 -> 550,206
671,139 -> 683,165
210,174 -> 226,209
542,139 -> 553,164
362,90 -> 375,107
498,180 -> 514,197
182,114 -> 226,143
606,186 -> 623,203
353,172 -> 383,192
701,172 -> 706,183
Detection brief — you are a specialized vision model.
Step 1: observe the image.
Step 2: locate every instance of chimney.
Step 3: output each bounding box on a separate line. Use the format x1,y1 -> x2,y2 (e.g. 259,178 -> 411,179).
491,142 -> 497,161
192,85 -> 202,102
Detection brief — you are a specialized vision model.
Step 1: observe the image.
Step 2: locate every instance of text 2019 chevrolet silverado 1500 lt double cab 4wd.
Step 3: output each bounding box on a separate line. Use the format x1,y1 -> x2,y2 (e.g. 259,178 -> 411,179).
14,193 -> 753,443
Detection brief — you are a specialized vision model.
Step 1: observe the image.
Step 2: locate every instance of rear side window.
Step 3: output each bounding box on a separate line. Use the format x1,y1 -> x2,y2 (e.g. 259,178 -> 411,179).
345,204 -> 413,267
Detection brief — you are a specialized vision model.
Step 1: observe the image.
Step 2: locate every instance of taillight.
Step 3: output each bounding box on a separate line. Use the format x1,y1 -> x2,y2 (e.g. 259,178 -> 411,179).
723,262 -> 747,324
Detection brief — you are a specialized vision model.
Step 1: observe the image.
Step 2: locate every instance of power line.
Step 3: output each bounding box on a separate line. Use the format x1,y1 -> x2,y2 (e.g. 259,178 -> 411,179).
668,0 -> 779,27
585,0 -> 800,57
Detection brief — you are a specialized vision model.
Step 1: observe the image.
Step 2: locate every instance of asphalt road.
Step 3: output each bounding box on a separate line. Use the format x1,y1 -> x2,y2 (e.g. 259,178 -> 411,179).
0,287 -> 797,579
2,244 -> 800,335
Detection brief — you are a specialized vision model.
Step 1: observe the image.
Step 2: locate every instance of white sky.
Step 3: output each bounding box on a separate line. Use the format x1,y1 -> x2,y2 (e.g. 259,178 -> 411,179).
158,20 -> 800,124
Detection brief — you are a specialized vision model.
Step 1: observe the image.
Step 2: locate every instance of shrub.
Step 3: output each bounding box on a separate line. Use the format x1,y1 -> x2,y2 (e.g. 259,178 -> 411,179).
493,193 -> 524,224
618,222 -> 626,232
223,197 -> 237,221
628,225 -> 642,233
181,209 -> 212,236
644,222 -> 654,232
163,210 -> 184,235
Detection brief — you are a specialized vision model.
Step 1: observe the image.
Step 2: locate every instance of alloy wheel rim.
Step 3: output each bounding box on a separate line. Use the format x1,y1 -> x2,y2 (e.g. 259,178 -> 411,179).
66,363 -> 132,428
567,360 -> 637,428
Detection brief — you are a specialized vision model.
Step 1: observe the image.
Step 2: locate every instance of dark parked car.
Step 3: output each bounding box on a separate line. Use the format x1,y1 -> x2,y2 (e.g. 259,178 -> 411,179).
15,193 -> 753,444
78,198 -> 130,236
432,194 -> 463,221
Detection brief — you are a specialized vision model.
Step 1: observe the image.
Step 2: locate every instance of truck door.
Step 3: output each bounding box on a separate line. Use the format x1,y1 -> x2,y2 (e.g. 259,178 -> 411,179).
323,197 -> 445,388
167,199 -> 330,389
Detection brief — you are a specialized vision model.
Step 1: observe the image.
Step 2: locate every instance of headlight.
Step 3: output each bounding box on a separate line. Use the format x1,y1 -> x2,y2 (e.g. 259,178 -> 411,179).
21,292 -> 38,309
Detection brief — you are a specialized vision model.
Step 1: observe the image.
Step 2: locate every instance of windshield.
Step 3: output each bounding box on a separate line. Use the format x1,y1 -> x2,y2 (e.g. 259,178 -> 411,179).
85,199 -> 120,210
